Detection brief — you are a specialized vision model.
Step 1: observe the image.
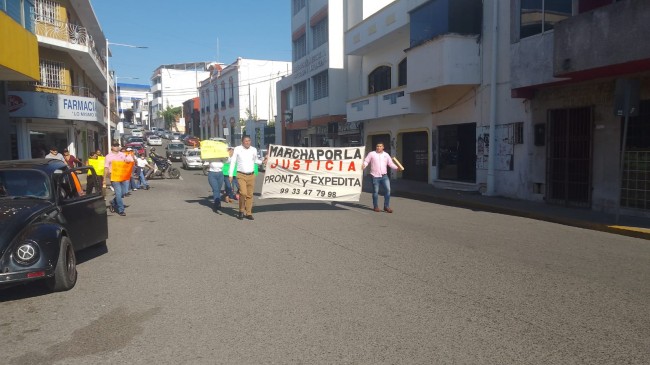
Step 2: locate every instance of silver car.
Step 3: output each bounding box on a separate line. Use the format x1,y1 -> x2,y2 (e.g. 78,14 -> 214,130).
147,135 -> 162,146
182,148 -> 203,169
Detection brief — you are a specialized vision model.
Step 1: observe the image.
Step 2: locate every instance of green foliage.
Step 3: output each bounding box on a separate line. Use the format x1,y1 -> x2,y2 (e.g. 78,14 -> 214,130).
159,106 -> 182,130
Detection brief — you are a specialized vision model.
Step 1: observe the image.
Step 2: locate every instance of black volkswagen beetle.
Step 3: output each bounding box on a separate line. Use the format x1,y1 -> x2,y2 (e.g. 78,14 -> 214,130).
0,159 -> 108,292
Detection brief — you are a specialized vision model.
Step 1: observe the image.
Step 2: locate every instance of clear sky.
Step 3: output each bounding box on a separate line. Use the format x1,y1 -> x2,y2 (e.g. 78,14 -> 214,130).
92,0 -> 292,85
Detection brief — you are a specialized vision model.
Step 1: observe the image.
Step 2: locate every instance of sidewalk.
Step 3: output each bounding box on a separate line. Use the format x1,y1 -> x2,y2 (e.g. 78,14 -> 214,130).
382,179 -> 650,240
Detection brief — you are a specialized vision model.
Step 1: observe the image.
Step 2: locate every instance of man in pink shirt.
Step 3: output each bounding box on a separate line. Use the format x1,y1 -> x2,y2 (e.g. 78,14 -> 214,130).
362,142 -> 402,213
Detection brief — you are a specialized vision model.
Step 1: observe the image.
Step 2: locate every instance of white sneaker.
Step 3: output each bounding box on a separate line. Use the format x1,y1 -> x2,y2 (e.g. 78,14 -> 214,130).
133,189 -> 138,191
109,186 -> 114,192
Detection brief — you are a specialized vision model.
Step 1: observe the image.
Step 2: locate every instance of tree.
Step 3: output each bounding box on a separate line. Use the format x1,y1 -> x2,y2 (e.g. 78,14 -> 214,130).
159,106 -> 182,130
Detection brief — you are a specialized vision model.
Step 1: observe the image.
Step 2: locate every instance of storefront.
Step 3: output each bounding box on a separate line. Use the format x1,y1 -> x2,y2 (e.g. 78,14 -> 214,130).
8,91 -> 106,160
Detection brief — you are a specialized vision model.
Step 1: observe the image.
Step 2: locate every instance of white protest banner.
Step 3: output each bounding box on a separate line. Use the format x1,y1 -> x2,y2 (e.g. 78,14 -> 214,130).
261,145 -> 364,202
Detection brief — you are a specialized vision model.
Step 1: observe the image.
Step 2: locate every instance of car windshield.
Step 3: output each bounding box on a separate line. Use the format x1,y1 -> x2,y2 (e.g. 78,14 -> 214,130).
0,170 -> 50,199
128,137 -> 144,143
169,144 -> 185,150
187,150 -> 200,157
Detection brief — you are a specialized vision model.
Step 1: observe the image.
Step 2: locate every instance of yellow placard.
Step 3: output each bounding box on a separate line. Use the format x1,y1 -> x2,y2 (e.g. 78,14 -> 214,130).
88,156 -> 105,176
200,140 -> 229,160
110,161 -> 134,182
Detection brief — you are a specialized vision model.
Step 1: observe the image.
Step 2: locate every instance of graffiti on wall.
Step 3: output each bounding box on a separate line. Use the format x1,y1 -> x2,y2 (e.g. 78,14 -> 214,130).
476,124 -> 514,171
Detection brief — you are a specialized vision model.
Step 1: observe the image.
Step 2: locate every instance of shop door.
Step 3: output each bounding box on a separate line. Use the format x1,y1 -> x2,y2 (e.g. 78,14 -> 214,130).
401,132 -> 428,181
547,107 -> 592,207
438,123 -> 476,182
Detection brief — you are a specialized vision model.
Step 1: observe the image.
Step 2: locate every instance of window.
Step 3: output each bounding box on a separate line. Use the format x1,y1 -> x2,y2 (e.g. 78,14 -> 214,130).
39,59 -> 64,89
312,71 -> 328,100
312,18 -> 328,49
293,35 -> 306,61
34,0 -> 57,24
520,0 -> 572,39
292,0 -> 305,15
398,58 -> 407,87
409,0 -> 482,48
368,66 -> 391,94
229,77 -> 234,106
220,82 -> 226,108
295,81 -> 307,106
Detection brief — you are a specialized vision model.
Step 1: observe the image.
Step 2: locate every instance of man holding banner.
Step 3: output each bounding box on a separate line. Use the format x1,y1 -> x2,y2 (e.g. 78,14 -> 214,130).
86,150 -> 105,195
362,142 -> 402,213
103,141 -> 134,216
229,135 -> 263,220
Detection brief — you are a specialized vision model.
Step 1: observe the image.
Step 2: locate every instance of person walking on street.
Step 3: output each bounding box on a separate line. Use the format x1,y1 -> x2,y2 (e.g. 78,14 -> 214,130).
362,142 -> 402,213
103,141 -> 134,216
228,135 -> 263,220
207,157 -> 227,212
222,147 -> 239,203
85,150 -> 104,195
135,154 -> 151,190
45,146 -> 65,161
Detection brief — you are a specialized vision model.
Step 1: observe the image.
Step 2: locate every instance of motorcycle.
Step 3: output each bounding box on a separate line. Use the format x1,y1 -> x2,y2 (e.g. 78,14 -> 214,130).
146,154 -> 181,179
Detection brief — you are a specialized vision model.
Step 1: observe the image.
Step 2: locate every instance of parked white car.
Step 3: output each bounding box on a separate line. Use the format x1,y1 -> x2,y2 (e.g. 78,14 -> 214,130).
147,135 -> 162,146
182,148 -> 203,169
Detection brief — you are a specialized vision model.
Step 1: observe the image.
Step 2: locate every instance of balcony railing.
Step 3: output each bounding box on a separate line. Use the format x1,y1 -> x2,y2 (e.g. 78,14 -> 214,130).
33,16 -> 107,75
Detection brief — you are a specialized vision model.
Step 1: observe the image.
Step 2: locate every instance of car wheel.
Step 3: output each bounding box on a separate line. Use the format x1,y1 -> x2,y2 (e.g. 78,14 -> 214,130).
46,236 -> 77,292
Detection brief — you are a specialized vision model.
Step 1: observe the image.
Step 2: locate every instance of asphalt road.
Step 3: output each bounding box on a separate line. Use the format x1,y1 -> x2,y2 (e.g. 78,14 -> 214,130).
1,157 -> 650,364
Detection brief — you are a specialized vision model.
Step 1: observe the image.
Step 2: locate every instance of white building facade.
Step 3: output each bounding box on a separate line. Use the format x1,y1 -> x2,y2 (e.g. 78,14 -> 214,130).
346,0 -> 532,198
198,58 -> 291,147
116,83 -> 149,126
150,62 -> 210,132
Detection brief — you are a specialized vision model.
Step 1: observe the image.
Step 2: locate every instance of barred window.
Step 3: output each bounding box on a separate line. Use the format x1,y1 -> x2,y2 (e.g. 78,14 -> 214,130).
35,0 -> 57,24
295,81 -> 307,106
39,59 -> 64,89
312,71 -> 328,100
292,0 -> 305,15
293,35 -> 306,61
398,58 -> 407,86
368,66 -> 391,94
312,18 -> 328,49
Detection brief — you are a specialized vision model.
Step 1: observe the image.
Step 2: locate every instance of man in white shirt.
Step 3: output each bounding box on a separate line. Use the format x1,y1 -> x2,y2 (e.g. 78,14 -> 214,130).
44,146 -> 65,161
228,135 -> 263,220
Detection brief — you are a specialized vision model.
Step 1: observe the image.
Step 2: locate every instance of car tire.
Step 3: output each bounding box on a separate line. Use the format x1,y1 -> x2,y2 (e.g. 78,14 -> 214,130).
46,236 -> 77,292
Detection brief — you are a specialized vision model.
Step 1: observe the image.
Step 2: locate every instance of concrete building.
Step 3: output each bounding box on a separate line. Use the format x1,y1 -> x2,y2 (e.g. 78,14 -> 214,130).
346,0 -> 527,192
150,62 -> 210,132
198,58 -> 291,147
283,0 -> 367,147
510,0 -> 650,216
116,82 -> 149,127
6,0 -> 108,159
1,1 -> 40,160
182,97 -> 199,137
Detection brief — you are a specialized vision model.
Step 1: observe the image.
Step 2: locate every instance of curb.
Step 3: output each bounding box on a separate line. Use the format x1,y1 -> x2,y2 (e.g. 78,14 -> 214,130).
392,190 -> 650,241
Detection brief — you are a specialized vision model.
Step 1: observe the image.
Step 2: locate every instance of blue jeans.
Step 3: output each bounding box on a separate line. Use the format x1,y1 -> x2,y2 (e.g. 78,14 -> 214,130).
208,171 -> 224,205
111,181 -> 126,213
138,167 -> 149,188
372,174 -> 391,209
121,181 -> 130,197
224,175 -> 238,199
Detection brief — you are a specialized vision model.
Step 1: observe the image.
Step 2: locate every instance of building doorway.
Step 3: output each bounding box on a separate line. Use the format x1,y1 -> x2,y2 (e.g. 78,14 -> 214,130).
621,100 -> 650,211
546,107 -> 592,207
29,129 -> 68,159
401,131 -> 428,182
438,123 -> 476,182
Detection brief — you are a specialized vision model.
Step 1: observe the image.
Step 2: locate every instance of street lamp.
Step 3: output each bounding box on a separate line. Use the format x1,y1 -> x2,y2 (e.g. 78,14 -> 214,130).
105,39 -> 147,152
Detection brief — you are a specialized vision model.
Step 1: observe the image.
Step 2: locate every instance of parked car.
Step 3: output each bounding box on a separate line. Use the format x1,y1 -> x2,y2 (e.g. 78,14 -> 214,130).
183,135 -> 200,147
166,142 -> 186,161
131,129 -> 144,137
181,148 -> 203,169
0,159 -> 108,292
147,135 -> 162,146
